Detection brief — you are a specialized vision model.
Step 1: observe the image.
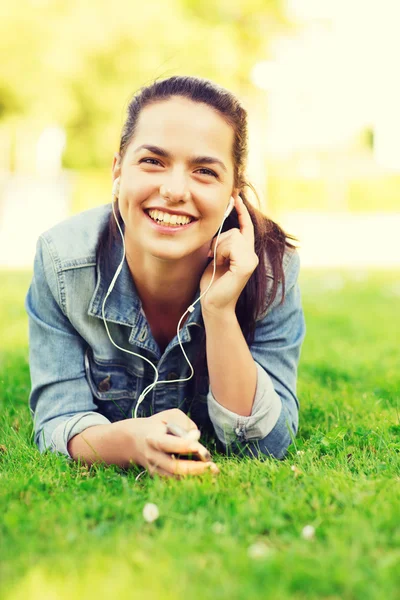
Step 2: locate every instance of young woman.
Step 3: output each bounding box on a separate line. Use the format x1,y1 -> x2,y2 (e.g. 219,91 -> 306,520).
26,76 -> 305,477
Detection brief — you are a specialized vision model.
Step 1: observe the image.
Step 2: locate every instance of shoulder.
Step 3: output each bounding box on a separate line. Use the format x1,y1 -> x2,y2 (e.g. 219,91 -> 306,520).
282,245 -> 301,286
39,204 -> 111,270
265,244 -> 300,286
256,245 -> 301,321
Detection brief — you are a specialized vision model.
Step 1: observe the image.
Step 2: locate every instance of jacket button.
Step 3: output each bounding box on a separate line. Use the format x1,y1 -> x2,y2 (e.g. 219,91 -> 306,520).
167,372 -> 178,380
138,326 -> 148,341
98,376 -> 111,392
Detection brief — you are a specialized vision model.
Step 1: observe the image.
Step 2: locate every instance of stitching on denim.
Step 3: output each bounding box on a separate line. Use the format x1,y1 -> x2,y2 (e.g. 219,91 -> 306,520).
41,234 -> 68,316
61,261 -> 97,271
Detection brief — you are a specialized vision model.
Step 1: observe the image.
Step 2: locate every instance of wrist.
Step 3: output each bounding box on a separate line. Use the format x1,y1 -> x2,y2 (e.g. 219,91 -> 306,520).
202,306 -> 238,326
110,418 -> 142,468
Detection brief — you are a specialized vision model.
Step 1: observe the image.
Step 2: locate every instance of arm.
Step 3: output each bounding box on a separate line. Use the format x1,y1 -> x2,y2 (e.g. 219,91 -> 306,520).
67,423 -> 129,467
26,238 -> 218,476
67,413 -> 219,475
203,310 -> 257,417
200,197 -> 304,459
206,250 -> 305,459
26,236 -> 112,456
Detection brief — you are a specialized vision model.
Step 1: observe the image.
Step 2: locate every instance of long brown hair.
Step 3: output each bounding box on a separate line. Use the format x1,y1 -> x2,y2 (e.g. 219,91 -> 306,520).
97,75 -> 295,345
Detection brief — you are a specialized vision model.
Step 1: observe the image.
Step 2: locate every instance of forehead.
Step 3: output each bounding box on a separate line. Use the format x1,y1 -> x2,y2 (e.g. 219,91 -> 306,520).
131,97 -> 234,164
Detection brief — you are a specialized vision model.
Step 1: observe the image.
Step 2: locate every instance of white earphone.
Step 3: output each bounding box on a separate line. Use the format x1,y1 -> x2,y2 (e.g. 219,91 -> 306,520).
112,177 -> 120,198
102,183 -> 236,418
224,196 -> 235,218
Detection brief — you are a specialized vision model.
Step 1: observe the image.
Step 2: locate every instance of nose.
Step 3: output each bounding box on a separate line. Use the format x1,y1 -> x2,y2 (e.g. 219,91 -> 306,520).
163,168 -> 191,203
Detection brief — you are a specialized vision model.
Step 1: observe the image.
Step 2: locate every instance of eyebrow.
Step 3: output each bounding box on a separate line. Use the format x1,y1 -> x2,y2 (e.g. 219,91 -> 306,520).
133,144 -> 228,173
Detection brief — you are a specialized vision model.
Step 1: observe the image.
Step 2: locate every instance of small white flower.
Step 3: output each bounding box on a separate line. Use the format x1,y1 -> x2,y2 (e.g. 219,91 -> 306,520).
296,450 -> 305,455
143,503 -> 159,523
247,541 -> 271,559
290,464 -> 303,477
301,525 -> 315,540
211,522 -> 225,535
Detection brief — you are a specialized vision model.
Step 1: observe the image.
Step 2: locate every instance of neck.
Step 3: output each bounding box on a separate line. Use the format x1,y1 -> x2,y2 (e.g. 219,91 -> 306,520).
125,246 -> 208,317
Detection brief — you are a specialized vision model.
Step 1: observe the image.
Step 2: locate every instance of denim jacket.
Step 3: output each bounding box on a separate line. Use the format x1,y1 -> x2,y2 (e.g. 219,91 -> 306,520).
25,204 -> 305,460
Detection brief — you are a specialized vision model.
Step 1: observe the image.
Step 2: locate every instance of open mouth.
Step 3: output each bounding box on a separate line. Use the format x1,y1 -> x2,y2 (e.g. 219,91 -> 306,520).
145,209 -> 196,227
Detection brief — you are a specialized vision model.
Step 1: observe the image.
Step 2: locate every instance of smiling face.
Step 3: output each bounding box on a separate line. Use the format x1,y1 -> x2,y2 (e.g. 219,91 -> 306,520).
113,96 -> 237,263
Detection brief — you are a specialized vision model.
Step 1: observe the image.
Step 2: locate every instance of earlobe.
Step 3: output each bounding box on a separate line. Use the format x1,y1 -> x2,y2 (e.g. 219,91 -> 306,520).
112,177 -> 120,199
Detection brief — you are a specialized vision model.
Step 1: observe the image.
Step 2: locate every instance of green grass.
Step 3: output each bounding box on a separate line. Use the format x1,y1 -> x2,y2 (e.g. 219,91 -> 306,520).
1,270 -> 399,600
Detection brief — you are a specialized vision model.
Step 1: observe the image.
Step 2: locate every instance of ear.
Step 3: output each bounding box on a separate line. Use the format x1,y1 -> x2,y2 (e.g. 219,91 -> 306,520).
112,152 -> 121,180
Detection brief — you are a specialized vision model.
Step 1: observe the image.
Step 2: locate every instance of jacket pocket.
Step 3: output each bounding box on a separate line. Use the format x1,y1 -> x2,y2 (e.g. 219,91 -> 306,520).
84,348 -> 139,421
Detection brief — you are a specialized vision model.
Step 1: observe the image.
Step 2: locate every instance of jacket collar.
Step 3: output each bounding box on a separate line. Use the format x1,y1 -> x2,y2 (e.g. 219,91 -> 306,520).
88,236 -> 204,345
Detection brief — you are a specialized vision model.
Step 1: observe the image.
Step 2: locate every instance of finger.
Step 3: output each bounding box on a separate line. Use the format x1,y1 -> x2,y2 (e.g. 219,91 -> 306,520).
234,196 -> 255,245
209,233 -> 244,267
160,409 -> 199,433
147,453 -> 173,476
186,429 -> 201,442
151,466 -> 176,479
165,423 -> 204,449
170,459 -> 220,476
147,433 -> 211,460
151,451 -> 219,476
208,230 -> 235,257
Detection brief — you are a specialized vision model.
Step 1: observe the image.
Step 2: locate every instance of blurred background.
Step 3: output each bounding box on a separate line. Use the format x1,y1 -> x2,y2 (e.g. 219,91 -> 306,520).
0,0 -> 399,269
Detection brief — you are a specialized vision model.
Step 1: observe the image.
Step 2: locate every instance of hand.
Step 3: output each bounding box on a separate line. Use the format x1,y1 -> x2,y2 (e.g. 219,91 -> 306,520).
200,196 -> 259,317
115,409 -> 220,478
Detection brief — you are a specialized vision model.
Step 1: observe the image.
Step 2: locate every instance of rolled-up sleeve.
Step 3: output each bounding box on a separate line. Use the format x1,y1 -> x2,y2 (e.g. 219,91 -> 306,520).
207,249 -> 305,459
25,237 -> 110,458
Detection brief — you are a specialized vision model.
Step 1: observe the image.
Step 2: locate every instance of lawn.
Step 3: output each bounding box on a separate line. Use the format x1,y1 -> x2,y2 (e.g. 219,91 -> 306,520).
0,269 -> 399,600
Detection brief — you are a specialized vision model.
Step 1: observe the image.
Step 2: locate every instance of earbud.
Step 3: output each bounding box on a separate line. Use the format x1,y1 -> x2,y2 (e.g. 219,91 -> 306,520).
112,177 -> 120,198
223,196 -> 235,218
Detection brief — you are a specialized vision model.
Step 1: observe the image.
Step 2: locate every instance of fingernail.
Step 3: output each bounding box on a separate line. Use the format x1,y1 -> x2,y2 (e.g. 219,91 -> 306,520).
207,463 -> 220,474
194,447 -> 211,461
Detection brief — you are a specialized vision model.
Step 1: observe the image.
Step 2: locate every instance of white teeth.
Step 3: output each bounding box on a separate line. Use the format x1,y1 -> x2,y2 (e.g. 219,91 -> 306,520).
147,209 -> 192,226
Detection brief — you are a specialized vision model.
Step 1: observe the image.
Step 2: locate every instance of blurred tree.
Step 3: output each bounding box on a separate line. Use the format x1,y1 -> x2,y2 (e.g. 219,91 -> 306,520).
0,0 -> 287,169
0,84 -> 21,119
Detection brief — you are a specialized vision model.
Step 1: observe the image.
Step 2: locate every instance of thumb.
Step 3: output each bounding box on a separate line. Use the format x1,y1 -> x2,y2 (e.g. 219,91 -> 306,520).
186,429 -> 201,441
160,409 -> 200,434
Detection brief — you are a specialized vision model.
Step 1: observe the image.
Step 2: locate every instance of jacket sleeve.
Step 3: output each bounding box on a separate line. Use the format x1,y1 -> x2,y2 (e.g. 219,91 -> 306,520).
25,237 -> 111,458
207,249 -> 305,459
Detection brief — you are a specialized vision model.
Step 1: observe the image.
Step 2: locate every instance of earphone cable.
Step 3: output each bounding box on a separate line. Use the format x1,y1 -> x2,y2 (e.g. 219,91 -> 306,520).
102,200 -> 159,418
102,195 -> 228,419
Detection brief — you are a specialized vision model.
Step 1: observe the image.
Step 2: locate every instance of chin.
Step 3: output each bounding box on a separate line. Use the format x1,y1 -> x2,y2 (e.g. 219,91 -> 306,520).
146,240 -> 205,263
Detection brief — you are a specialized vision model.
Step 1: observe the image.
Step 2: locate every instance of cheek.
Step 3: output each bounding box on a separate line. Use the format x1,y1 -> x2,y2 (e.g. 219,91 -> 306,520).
122,170 -> 158,202
119,180 -> 155,217
199,195 -> 229,223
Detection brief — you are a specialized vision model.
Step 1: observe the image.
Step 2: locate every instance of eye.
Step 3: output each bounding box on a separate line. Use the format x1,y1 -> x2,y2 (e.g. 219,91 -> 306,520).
140,157 -> 163,166
196,168 -> 218,178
